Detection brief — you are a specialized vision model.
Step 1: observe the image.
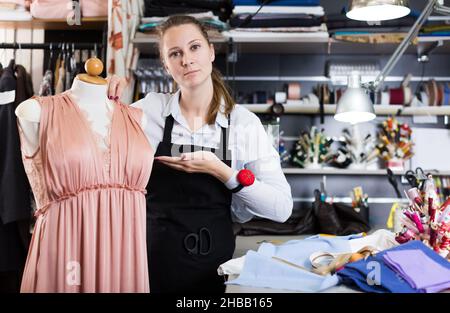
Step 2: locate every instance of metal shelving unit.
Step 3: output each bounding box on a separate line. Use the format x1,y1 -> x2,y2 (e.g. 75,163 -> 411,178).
240,103 -> 450,115
281,168 -> 450,176
223,75 -> 450,83
132,32 -> 450,54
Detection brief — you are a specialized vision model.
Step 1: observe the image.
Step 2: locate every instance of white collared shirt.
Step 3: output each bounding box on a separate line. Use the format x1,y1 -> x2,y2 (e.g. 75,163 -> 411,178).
132,90 -> 293,223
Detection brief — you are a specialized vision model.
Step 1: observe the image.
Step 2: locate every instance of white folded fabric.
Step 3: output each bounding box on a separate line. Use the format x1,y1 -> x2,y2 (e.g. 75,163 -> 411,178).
348,229 -> 398,253
217,255 -> 246,276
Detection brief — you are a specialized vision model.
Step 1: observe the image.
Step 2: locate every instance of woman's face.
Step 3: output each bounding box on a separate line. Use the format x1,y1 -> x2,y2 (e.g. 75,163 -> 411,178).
161,24 -> 215,90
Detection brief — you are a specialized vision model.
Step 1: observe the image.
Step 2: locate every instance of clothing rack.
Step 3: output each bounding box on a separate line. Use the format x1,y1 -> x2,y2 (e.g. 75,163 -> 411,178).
0,42 -> 103,50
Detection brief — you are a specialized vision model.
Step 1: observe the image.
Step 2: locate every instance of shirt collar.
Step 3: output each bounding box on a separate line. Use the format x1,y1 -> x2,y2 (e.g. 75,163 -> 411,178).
163,89 -> 229,129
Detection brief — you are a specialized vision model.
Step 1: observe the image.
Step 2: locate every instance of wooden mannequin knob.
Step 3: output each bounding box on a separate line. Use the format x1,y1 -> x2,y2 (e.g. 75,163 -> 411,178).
85,57 -> 103,76
76,57 -> 107,85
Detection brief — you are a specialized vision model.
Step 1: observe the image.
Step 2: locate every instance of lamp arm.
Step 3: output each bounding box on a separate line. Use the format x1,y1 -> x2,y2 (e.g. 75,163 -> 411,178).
365,0 -> 440,92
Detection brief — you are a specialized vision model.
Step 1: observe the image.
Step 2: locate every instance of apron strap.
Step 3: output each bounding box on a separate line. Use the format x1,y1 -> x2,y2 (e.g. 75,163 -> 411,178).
220,115 -> 230,161
162,115 -> 174,144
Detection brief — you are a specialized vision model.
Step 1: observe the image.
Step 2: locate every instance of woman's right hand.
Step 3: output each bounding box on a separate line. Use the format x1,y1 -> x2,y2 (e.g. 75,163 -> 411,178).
106,75 -> 127,100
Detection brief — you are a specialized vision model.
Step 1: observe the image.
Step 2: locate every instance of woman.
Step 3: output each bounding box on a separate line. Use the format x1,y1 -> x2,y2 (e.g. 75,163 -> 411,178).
108,15 -> 293,293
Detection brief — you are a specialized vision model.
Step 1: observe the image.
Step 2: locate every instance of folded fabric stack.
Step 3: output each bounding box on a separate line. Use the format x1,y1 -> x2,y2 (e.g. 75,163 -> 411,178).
139,12 -> 229,34
329,14 -> 416,44
337,240 -> 450,293
224,0 -> 328,40
0,0 -> 31,21
224,230 -> 398,292
329,10 -> 450,44
420,24 -> 450,38
142,0 -> 233,22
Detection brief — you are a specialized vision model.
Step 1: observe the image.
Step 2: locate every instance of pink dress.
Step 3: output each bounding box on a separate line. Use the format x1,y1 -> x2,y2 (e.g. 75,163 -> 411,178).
18,92 -> 153,292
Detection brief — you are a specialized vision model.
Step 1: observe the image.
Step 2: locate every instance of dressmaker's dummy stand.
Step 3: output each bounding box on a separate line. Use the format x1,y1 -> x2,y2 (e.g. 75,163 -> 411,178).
16,58 -> 145,155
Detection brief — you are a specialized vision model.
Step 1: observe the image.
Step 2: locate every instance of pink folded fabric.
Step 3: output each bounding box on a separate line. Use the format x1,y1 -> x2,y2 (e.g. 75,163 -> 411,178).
80,0 -> 107,17
30,0 -> 73,19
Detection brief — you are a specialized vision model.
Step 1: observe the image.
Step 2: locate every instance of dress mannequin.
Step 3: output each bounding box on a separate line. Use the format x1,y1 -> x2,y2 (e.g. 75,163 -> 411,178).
15,57 -> 146,155
17,57 -> 153,293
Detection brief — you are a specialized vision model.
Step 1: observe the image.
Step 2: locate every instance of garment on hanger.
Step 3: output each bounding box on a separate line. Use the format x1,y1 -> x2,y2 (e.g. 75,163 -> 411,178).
0,60 -> 32,292
38,70 -> 53,96
19,92 -> 153,292
54,59 -> 65,94
53,54 -> 61,91
14,64 -> 34,105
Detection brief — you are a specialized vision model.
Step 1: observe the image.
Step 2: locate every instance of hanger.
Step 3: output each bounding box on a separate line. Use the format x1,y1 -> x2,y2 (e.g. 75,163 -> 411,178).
76,57 -> 107,85
46,43 -> 54,71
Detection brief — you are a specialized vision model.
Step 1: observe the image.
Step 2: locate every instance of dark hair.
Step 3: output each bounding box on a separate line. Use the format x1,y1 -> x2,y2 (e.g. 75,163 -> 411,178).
157,15 -> 235,125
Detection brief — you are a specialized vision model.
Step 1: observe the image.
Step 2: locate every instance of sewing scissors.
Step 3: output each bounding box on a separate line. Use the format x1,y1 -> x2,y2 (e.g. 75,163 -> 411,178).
404,167 -> 427,188
183,227 -> 212,256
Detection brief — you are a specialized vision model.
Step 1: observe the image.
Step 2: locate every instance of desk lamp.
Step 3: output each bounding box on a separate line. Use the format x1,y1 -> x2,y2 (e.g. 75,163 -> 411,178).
335,0 -> 450,124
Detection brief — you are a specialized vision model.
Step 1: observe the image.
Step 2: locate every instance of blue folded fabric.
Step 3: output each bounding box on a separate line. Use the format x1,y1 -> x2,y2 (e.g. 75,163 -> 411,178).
227,250 -> 340,292
337,240 -> 450,293
226,234 -> 362,292
233,0 -> 320,6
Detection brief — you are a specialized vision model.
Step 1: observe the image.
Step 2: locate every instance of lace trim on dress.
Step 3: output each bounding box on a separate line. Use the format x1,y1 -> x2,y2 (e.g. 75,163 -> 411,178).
76,101 -> 114,176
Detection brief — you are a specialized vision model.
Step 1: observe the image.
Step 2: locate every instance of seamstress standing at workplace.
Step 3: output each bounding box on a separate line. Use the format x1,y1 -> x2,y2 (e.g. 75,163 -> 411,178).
107,15 -> 293,293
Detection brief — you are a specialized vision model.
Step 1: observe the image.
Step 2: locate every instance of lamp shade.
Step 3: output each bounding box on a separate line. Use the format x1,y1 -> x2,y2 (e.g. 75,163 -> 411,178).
334,73 -> 376,124
347,0 -> 410,21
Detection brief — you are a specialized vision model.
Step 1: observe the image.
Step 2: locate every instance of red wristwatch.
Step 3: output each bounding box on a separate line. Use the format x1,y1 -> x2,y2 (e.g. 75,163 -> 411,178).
230,169 -> 255,193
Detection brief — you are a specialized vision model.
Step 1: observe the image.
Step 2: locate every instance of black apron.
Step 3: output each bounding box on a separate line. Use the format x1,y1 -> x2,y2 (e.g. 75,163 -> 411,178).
146,115 -> 235,294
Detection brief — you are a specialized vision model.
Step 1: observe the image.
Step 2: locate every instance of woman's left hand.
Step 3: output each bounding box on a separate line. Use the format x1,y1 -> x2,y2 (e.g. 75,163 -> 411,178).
155,151 -> 234,183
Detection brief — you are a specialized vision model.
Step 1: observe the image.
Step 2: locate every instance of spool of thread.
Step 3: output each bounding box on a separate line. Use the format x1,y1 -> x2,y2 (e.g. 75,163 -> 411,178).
428,80 -> 438,106
322,84 -> 330,104
443,83 -> 450,106
389,88 -> 404,105
403,86 -> 412,106
437,83 -> 443,106
287,83 -> 301,100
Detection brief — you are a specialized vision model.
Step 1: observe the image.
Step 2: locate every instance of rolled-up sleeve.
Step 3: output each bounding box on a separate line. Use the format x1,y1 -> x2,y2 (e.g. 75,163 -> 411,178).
228,108 -> 293,223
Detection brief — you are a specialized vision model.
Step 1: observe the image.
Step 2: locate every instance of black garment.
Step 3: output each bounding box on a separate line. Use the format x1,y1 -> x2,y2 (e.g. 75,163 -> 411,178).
0,61 -> 32,225
234,206 -> 316,236
0,61 -> 32,291
14,64 -> 34,106
146,115 -> 235,294
0,220 -> 29,272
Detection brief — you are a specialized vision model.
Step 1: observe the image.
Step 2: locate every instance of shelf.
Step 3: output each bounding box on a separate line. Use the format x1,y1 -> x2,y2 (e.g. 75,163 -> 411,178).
133,32 -> 450,54
241,104 -> 450,116
292,196 -> 410,204
133,32 -> 227,54
282,168 -> 450,176
0,17 -> 107,30
224,76 -> 450,83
